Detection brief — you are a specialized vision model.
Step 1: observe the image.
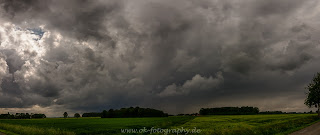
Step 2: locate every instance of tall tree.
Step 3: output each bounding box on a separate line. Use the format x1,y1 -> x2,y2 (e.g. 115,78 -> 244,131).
63,112 -> 68,118
305,72 -> 320,117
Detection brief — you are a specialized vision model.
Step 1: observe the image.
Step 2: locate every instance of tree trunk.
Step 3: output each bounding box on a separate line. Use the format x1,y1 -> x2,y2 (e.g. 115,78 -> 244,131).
318,105 -> 320,118
318,104 -> 320,118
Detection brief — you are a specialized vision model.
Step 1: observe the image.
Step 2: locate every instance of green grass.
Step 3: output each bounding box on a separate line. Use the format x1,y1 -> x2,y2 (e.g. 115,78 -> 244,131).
0,123 -> 74,135
177,114 -> 320,135
0,117 -> 194,135
0,128 -> 19,135
0,114 -> 318,135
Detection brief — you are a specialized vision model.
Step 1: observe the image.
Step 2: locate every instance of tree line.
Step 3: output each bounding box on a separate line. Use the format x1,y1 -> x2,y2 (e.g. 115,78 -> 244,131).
82,112 -> 102,117
200,106 -> 260,115
66,107 -> 168,118
101,107 -> 168,118
0,113 -> 46,119
259,111 -> 283,114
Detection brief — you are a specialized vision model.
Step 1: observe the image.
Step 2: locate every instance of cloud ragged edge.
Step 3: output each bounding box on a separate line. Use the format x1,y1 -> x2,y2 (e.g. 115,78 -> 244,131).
159,71 -> 224,97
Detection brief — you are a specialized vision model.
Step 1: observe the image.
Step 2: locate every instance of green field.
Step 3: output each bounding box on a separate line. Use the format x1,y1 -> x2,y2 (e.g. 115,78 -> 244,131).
0,114 -> 318,135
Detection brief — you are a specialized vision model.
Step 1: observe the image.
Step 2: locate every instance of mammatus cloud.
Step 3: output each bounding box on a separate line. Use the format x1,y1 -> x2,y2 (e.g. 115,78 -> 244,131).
0,0 -> 319,116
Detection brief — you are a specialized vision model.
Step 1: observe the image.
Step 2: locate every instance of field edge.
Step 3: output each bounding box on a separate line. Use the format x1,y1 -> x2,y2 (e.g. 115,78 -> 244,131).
278,119 -> 320,135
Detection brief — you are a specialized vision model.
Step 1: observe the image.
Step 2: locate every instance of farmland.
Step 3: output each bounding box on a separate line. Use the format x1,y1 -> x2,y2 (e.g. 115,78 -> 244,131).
178,114 -> 319,135
0,114 -> 319,135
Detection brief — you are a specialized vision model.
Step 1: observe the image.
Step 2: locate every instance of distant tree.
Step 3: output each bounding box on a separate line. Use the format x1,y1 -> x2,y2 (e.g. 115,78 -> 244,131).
101,110 -> 107,118
26,113 -> 30,119
107,109 -> 115,118
74,113 -> 80,118
63,112 -> 68,118
82,112 -> 102,117
305,72 -> 320,117
31,114 -> 46,119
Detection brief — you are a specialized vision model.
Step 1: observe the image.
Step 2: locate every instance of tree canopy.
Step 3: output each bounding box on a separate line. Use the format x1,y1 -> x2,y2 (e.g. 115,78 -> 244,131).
101,107 -> 168,118
82,112 -> 102,117
0,113 -> 46,119
63,112 -> 68,118
74,113 -> 80,118
305,72 -> 320,117
200,106 -> 259,115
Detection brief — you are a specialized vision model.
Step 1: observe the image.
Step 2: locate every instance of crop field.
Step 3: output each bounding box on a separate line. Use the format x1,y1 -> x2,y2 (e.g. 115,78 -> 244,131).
0,114 -> 318,135
177,114 -> 319,135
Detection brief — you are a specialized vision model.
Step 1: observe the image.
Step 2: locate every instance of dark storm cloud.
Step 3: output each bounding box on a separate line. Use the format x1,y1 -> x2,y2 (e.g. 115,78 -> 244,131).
0,49 -> 25,73
1,0 -> 121,42
0,0 -> 320,115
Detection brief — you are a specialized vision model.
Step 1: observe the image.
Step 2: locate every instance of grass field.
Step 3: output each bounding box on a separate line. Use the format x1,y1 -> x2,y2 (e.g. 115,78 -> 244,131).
178,114 -> 319,135
0,114 -> 318,135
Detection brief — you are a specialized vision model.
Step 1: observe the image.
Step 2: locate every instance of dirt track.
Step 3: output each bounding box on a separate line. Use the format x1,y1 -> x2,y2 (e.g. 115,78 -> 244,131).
290,122 -> 320,135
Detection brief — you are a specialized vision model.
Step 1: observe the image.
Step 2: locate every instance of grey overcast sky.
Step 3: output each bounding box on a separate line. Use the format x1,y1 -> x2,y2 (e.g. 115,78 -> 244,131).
0,0 -> 320,117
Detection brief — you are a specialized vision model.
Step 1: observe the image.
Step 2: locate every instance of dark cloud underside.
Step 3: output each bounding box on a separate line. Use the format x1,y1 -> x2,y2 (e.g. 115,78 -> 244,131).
0,0 -> 319,116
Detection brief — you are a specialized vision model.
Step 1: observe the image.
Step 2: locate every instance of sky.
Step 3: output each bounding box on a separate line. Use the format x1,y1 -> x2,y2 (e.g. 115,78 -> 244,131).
0,0 -> 320,117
